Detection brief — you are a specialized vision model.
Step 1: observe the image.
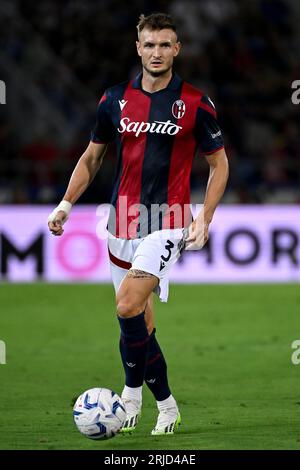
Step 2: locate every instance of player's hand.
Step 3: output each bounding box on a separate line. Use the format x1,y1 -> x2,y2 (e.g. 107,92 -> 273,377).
48,210 -> 68,236
185,213 -> 210,251
47,200 -> 72,236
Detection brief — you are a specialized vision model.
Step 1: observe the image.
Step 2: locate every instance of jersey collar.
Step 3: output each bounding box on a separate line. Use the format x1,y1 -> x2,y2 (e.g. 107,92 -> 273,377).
132,72 -> 182,92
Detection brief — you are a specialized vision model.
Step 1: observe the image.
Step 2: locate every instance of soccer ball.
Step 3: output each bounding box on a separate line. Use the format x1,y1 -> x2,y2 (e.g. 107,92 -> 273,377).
73,388 -> 126,439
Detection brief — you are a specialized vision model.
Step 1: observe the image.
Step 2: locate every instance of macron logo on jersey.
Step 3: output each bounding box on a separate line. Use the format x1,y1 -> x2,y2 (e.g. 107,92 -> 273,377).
117,117 -> 182,137
118,99 -> 127,110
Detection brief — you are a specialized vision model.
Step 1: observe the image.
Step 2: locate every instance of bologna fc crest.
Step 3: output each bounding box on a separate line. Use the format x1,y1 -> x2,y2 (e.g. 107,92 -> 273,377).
172,100 -> 186,119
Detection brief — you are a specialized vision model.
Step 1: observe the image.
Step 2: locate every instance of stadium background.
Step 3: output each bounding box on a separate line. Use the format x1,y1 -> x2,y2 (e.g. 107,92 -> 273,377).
0,0 -> 300,451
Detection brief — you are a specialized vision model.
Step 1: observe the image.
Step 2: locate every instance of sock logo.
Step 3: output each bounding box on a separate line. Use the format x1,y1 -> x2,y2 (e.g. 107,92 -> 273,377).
146,378 -> 156,383
126,362 -> 136,368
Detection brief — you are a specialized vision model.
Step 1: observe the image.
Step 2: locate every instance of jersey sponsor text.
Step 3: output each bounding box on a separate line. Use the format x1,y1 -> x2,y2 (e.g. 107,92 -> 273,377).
117,117 -> 182,137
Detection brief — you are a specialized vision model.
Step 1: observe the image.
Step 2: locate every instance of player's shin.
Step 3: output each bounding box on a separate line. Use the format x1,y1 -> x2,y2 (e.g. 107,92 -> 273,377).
144,329 -> 171,401
145,330 -> 181,435
118,312 -> 150,387
118,312 -> 149,431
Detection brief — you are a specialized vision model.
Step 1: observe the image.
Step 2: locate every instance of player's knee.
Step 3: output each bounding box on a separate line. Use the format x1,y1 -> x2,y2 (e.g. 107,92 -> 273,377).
116,298 -> 144,318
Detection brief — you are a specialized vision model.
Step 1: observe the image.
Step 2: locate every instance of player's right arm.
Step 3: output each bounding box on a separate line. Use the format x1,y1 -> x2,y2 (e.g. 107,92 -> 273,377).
48,89 -> 115,236
48,141 -> 107,236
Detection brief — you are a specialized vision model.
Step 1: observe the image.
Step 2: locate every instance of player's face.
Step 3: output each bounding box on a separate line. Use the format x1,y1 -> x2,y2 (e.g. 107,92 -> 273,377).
136,28 -> 181,77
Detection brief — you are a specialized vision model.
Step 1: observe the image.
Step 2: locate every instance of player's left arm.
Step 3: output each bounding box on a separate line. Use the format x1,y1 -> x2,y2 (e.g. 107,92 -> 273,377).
203,147 -> 229,224
186,148 -> 229,250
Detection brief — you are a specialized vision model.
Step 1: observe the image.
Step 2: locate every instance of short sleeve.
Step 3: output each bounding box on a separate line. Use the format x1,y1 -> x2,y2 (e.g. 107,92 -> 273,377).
90,91 -> 116,144
194,95 -> 224,155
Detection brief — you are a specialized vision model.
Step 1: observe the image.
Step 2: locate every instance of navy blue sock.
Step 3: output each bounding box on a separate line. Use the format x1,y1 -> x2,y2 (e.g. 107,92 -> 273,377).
118,312 -> 150,388
144,329 -> 171,401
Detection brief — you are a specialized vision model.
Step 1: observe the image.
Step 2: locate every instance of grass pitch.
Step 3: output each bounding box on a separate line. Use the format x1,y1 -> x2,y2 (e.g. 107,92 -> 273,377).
0,283 -> 300,450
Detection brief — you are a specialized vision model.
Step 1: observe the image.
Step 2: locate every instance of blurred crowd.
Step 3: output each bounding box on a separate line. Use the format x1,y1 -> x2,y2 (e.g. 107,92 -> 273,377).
0,0 -> 300,204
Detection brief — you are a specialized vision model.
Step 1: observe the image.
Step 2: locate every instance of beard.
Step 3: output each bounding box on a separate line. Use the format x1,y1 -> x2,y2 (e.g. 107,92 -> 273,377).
143,63 -> 172,77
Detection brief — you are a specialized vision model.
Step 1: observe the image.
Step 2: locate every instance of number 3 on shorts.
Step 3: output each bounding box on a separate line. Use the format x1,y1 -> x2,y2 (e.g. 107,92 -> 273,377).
160,240 -> 175,271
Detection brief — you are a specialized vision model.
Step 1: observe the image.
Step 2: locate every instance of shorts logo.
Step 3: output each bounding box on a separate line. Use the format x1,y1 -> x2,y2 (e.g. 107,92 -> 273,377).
172,100 -> 186,119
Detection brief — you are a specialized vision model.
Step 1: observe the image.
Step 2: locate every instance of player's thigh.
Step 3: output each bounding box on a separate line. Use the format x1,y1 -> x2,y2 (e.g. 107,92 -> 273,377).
111,267 -> 155,328
116,269 -> 159,317
131,228 -> 185,303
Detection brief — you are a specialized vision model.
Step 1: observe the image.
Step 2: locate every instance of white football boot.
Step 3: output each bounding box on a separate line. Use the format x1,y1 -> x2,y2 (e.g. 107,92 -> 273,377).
151,398 -> 181,435
119,397 -> 142,433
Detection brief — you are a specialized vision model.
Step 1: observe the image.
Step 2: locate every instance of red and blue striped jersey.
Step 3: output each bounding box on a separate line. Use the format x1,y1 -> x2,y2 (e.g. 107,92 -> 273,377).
91,73 -> 224,239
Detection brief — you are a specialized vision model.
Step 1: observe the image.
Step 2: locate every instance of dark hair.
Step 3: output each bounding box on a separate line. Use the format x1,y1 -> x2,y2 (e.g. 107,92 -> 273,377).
137,13 -> 177,38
